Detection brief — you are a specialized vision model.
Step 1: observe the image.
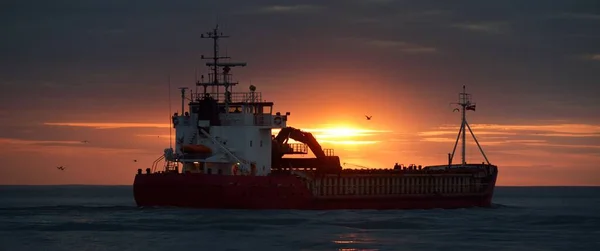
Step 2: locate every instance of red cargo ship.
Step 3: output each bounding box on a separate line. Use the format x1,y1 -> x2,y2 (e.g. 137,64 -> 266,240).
133,26 -> 498,210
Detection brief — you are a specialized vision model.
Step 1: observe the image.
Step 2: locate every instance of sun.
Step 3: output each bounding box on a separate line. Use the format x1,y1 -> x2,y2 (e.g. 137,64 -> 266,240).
301,124 -> 383,145
272,123 -> 390,145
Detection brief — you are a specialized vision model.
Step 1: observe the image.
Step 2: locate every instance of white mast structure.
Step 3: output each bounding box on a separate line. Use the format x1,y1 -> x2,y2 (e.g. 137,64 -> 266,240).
449,85 -> 491,166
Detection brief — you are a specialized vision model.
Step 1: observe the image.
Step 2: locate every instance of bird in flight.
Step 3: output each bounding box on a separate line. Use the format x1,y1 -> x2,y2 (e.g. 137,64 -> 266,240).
81,140 -> 89,144
365,115 -> 372,120
56,166 -> 65,171
133,160 -> 137,162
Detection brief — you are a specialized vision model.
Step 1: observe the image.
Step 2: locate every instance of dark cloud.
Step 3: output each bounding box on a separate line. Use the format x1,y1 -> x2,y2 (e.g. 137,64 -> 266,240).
1,0 -> 599,123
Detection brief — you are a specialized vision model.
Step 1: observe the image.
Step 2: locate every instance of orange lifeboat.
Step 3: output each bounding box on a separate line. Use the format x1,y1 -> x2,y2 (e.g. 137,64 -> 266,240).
182,144 -> 212,153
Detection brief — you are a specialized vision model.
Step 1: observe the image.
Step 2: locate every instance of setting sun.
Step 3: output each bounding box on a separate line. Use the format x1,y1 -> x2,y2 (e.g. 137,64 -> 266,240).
272,126 -> 389,146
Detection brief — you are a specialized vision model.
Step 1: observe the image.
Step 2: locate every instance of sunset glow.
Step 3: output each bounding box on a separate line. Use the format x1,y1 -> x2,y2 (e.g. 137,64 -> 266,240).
273,126 -> 389,145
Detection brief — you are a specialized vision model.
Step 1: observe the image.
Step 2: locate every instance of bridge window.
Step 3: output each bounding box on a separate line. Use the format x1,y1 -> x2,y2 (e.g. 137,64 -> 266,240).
250,140 -> 253,147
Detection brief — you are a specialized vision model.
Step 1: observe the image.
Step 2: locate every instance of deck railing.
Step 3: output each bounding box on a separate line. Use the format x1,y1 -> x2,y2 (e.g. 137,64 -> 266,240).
192,91 -> 263,103
324,149 -> 335,156
282,143 -> 308,154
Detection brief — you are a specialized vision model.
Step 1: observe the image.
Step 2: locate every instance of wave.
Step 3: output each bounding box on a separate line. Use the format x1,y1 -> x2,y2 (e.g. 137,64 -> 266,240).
0,205 -> 137,211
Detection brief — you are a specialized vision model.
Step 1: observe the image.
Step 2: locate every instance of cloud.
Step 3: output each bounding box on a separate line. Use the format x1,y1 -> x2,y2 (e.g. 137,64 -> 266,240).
450,22 -> 509,34
418,123 -> 600,150
420,137 -> 547,146
498,164 -> 600,186
44,122 -> 170,129
245,4 -> 322,14
534,133 -> 600,137
436,123 -> 600,136
580,54 -> 600,61
339,37 -> 437,54
418,131 -> 517,137
419,137 -> 455,143
552,12 -> 600,21
349,17 -> 382,24
136,134 -> 172,139
0,138 -> 83,146
346,9 -> 452,25
522,142 -> 600,149
0,137 -> 148,155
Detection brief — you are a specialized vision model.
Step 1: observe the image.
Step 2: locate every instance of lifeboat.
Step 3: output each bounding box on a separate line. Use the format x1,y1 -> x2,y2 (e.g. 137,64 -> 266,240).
182,144 -> 212,153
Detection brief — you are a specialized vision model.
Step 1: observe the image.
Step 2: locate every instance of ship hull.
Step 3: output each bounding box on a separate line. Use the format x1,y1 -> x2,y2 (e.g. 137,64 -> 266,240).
134,170 -> 497,210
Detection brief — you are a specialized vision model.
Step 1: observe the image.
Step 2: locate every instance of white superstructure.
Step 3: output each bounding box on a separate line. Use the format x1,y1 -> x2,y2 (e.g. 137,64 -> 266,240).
159,25 -> 290,176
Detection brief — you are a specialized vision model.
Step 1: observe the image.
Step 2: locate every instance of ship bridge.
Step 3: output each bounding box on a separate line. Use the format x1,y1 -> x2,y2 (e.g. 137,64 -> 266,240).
187,88 -> 289,128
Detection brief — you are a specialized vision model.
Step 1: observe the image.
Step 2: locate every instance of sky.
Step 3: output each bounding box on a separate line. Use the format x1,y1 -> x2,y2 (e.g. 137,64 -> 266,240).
1,0 -> 599,185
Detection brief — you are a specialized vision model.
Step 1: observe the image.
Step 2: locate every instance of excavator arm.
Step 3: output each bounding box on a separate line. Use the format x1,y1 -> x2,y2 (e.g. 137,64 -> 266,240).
272,127 -> 342,174
274,127 -> 326,158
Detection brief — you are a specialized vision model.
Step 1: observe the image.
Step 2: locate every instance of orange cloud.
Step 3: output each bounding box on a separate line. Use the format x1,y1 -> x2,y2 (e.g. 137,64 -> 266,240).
436,123 -> 600,135
522,142 -> 600,149
44,122 -> 170,129
418,123 -> 600,149
418,131 -> 517,136
0,137 -> 148,155
136,134 -> 172,140
0,138 -> 83,146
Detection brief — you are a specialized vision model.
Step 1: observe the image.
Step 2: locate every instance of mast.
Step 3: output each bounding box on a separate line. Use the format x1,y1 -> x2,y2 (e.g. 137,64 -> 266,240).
449,86 -> 491,166
461,85 -> 467,165
197,25 -> 247,112
179,87 -> 188,114
168,75 -> 172,149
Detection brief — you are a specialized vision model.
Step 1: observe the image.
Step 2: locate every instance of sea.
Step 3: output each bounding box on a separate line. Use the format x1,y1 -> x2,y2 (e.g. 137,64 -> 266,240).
0,186 -> 598,251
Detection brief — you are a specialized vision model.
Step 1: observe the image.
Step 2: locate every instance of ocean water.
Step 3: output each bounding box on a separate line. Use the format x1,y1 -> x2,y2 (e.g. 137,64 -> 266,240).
0,186 -> 598,251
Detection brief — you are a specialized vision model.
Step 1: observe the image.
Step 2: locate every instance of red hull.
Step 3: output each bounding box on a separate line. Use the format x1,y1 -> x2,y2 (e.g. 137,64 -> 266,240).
133,172 -> 497,210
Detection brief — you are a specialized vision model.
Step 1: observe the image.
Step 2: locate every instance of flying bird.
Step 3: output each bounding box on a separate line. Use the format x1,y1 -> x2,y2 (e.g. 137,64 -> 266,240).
81,140 -> 89,144
365,115 -> 372,120
133,160 -> 137,162
56,166 -> 65,171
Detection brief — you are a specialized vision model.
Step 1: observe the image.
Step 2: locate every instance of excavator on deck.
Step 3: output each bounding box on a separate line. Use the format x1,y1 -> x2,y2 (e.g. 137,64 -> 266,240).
271,127 -> 342,174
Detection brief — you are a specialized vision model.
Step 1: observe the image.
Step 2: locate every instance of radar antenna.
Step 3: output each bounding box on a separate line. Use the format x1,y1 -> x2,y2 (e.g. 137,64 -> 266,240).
449,86 -> 491,166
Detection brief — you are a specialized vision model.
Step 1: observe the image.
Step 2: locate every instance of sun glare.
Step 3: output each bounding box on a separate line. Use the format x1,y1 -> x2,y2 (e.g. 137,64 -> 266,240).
272,125 -> 386,145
